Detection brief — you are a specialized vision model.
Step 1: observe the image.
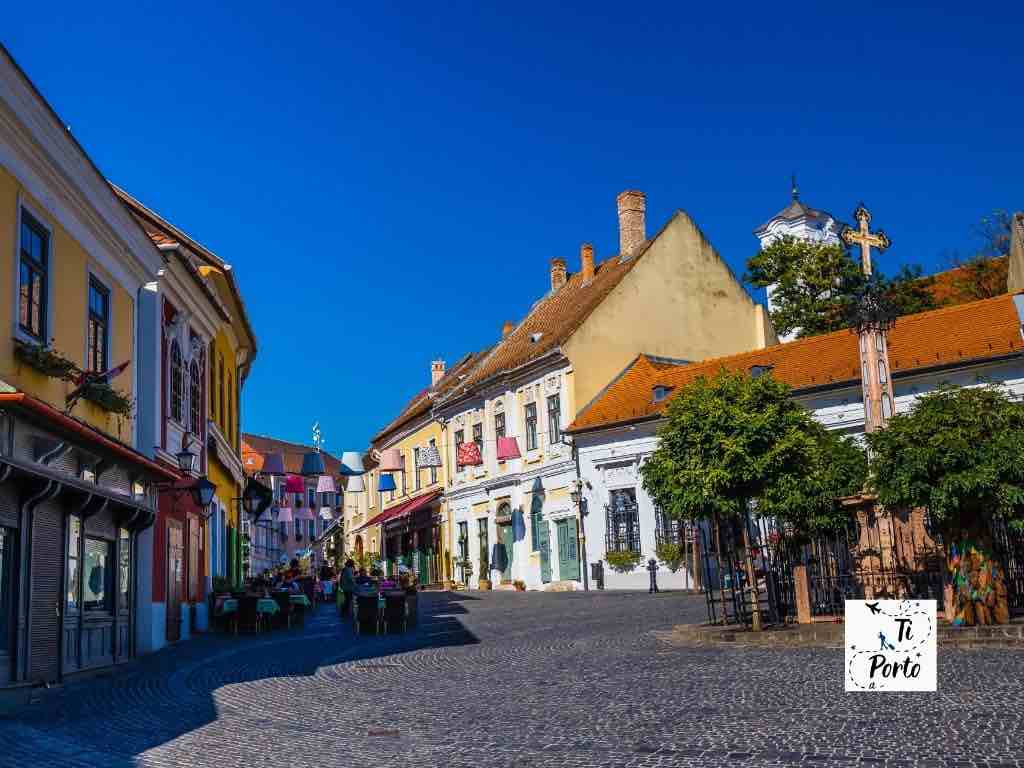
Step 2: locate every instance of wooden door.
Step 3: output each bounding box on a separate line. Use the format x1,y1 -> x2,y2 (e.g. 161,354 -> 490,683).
499,524 -> 514,582
166,521 -> 184,642
556,519 -> 580,582
187,516 -> 201,602
538,519 -> 552,584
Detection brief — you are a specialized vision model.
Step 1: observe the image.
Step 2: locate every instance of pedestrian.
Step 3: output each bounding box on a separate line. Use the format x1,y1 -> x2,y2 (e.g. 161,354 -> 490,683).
340,559 -> 356,617
647,558 -> 660,594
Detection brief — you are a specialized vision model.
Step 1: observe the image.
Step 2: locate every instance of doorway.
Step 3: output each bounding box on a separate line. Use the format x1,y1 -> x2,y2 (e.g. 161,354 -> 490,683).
556,518 -> 579,581
166,520 -> 184,642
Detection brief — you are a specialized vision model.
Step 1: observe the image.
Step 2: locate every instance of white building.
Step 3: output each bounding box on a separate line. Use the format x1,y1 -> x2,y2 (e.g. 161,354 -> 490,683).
753,184 -> 841,342
568,293 -> 1024,590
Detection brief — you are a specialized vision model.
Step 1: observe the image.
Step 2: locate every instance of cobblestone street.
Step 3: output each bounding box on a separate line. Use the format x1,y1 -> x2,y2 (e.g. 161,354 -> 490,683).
1,591 -> 1023,768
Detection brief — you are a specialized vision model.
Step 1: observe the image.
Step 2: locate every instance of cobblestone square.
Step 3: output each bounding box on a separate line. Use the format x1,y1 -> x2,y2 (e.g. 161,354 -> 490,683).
1,591 -> 1022,768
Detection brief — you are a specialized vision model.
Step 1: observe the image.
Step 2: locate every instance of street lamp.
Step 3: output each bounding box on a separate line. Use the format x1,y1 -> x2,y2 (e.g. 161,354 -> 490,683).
176,433 -> 197,473
191,476 -> 217,513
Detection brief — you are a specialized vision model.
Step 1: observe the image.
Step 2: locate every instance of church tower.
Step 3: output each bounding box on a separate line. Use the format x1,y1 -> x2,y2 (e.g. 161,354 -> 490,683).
753,178 -> 841,341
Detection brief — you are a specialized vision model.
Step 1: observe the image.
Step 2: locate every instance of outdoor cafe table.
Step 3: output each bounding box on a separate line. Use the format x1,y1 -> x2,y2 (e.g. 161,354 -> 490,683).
256,598 -> 280,616
290,594 -> 312,608
215,598 -> 239,616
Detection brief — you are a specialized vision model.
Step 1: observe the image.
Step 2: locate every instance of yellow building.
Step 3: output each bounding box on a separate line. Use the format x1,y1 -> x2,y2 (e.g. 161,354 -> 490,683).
0,45 -> 176,689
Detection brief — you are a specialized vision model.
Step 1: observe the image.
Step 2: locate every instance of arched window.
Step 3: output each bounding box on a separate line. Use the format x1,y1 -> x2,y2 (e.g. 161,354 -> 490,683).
877,360 -> 888,385
170,340 -> 183,423
189,361 -> 202,435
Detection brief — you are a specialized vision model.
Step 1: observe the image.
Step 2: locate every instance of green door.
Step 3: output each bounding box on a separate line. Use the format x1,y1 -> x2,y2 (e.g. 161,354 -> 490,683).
556,519 -> 580,582
499,524 -> 514,582
538,519 -> 552,583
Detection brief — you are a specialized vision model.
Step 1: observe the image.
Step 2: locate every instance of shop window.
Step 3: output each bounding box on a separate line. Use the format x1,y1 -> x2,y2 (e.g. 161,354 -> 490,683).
477,519 -> 489,573
118,529 -> 130,611
86,277 -> 109,372
457,521 -> 468,562
606,488 -> 641,553
66,517 -> 81,611
170,340 -> 184,423
83,538 -> 113,613
18,210 -> 48,341
525,403 -> 538,451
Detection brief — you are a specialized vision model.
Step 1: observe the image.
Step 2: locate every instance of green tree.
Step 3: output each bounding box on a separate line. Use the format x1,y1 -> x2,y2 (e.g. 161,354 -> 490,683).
640,369 -> 866,627
745,237 -> 861,338
866,385 -> 1024,626
746,237 -> 937,339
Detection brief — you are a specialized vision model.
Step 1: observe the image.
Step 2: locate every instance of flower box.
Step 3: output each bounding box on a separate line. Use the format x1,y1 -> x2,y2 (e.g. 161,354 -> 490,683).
80,381 -> 132,416
13,339 -> 78,381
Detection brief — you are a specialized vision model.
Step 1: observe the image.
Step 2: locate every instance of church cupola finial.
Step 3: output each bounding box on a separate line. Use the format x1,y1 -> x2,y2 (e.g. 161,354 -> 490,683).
791,173 -> 799,201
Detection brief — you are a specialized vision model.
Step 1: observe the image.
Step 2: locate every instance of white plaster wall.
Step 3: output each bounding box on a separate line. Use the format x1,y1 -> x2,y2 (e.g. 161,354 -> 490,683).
576,358 -> 1024,590
578,424 -> 698,591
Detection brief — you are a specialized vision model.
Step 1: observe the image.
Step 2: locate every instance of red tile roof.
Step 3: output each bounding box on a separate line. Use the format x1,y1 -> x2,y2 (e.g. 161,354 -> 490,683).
569,293 -> 1023,433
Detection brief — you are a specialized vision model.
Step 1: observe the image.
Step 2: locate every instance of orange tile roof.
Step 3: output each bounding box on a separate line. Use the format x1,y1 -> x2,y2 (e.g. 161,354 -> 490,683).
569,293 -> 1023,433
241,433 -> 343,477
925,257 -> 1007,305
440,217 -> 689,401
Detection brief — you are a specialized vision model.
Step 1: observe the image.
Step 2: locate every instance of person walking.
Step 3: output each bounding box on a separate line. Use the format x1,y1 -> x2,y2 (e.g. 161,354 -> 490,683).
339,559 -> 356,617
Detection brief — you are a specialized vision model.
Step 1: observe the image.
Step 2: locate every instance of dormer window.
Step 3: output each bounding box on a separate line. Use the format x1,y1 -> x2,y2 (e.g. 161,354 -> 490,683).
652,385 -> 673,403
530,332 -> 543,343
749,364 -> 774,379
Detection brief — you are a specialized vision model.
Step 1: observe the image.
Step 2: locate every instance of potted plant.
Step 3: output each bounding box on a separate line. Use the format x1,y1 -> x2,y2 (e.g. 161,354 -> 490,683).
513,579 -> 526,592
80,380 -> 133,416
605,549 -> 643,573
477,558 -> 491,590
13,338 -> 79,381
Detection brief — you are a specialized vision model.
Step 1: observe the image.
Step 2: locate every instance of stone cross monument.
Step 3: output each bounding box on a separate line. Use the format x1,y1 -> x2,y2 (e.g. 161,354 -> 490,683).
841,204 -> 896,433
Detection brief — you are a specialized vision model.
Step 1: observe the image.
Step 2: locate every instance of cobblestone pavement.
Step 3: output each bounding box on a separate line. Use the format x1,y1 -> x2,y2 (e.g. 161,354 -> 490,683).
1,591 -> 1023,768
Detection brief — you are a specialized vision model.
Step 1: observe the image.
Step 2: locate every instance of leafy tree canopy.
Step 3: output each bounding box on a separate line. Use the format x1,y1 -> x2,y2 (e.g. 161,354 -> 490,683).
745,237 -> 937,339
866,385 -> 1024,533
640,369 -> 866,535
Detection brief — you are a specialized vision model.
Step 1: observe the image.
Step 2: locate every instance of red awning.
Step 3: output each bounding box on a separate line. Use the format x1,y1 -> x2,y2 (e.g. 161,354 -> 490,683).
355,489 -> 441,532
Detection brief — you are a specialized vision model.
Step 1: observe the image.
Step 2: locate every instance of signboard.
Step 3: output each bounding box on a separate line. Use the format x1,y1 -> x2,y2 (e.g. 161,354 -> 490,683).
845,600 -> 937,692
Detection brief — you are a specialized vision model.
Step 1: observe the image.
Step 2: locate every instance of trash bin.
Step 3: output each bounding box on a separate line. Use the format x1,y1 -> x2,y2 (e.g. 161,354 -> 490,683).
591,562 -> 605,590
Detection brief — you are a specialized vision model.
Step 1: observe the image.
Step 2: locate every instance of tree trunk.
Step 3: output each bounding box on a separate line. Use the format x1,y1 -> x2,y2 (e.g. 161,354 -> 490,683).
741,516 -> 762,631
946,518 -> 1010,626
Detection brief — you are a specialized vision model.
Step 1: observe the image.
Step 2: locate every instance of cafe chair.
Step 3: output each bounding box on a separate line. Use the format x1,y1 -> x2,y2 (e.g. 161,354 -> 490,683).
272,591 -> 294,629
354,593 -> 381,636
383,592 -> 407,633
237,596 -> 262,634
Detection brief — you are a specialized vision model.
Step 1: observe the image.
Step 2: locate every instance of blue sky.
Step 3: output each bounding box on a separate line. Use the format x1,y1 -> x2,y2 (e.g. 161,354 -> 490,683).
5,2 -> 1022,452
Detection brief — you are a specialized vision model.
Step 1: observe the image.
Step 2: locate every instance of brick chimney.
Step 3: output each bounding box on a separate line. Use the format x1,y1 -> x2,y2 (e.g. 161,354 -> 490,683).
431,359 -> 446,386
550,257 -> 567,292
617,190 -> 646,257
502,320 -> 514,338
580,242 -> 595,282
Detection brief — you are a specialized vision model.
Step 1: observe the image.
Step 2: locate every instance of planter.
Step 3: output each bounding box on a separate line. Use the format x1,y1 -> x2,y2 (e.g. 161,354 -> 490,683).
80,381 -> 132,416
477,579 -> 492,591
513,581 -> 526,592
13,339 -> 78,381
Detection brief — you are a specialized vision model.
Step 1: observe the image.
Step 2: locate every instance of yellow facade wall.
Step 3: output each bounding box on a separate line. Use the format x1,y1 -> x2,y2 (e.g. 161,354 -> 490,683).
0,166 -> 136,443
563,211 -> 775,415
